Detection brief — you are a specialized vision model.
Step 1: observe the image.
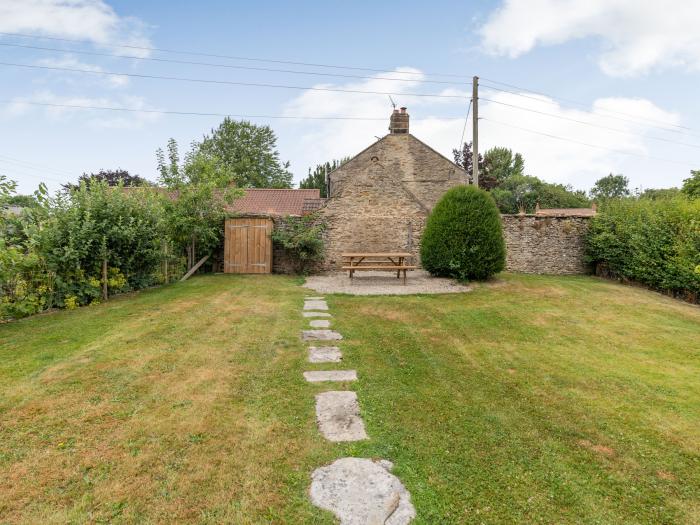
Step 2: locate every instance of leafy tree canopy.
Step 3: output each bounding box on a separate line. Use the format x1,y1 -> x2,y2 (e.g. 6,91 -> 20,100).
590,173 -> 630,200
192,118 -> 292,188
453,141 -> 483,185
0,175 -> 16,204
681,170 -> 700,198
62,169 -> 150,191
639,187 -> 681,200
155,139 -> 242,269
5,194 -> 38,207
299,158 -> 349,197
482,147 -> 525,189
490,175 -> 589,214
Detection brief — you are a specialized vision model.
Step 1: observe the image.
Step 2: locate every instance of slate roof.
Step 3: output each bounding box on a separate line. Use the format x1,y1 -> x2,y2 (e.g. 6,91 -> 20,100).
228,188 -> 322,216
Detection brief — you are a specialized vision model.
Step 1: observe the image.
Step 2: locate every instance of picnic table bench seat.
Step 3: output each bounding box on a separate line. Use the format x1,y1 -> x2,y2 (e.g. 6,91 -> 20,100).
341,252 -> 416,284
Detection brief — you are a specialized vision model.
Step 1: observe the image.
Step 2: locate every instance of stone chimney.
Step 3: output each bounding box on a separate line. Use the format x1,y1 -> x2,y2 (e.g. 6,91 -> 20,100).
389,107 -> 409,134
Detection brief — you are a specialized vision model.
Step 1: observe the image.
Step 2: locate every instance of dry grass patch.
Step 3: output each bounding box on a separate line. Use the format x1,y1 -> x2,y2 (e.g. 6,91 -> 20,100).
0,275 -> 335,524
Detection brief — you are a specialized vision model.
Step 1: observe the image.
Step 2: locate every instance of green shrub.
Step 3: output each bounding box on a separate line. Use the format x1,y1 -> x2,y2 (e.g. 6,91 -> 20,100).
586,197 -> 700,302
271,214 -> 325,274
421,185 -> 505,280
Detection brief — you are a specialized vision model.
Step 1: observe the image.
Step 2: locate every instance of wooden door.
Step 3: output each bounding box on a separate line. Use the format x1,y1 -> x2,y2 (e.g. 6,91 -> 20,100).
224,218 -> 273,274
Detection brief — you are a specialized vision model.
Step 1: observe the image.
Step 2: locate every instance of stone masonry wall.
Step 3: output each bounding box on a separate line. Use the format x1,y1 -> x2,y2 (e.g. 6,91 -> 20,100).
321,133 -> 468,269
501,215 -> 592,274
271,215 -> 326,275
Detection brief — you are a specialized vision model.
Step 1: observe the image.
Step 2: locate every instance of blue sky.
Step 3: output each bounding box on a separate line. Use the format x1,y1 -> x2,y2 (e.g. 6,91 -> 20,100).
1,0 -> 698,195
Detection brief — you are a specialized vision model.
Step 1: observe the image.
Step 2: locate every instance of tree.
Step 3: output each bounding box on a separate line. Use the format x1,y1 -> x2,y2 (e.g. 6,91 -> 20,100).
590,174 -> 630,200
156,139 -> 241,270
420,185 -> 505,281
640,188 -> 681,200
482,147 -> 525,189
453,141 -> 484,185
681,170 -> 700,198
193,118 -> 293,188
0,175 -> 16,205
299,158 -> 348,197
5,194 -> 38,207
62,169 -> 149,191
490,174 -> 590,213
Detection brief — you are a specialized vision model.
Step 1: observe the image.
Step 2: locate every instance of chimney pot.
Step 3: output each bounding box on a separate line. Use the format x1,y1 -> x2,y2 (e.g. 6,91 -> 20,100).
389,107 -> 409,134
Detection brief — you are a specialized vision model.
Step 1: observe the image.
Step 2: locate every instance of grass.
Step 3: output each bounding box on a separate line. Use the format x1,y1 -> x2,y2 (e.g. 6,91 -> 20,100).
1,274 -> 698,524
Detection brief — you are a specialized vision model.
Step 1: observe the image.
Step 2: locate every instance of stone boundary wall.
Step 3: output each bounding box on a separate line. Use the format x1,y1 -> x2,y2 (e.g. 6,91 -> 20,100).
271,215 -> 326,275
221,213 -> 593,276
501,215 -> 592,275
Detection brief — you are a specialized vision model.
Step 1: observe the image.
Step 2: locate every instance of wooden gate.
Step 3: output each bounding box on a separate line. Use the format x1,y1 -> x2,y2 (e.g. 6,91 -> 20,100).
224,218 -> 273,274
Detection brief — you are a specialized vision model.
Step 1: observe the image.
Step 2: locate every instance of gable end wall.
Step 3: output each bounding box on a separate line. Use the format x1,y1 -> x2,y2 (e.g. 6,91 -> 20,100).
321,134 -> 468,269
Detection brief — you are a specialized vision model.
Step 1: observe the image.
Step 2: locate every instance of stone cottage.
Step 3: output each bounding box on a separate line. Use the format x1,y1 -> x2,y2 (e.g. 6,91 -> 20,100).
320,107 -> 469,268
220,108 -> 595,275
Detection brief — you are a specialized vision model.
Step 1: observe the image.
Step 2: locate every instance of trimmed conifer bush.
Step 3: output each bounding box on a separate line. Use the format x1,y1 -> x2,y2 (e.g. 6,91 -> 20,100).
420,185 -> 505,280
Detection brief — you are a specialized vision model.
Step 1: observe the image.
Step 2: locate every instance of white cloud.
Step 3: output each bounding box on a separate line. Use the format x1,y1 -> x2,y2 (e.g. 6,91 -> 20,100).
5,90 -> 160,128
478,90 -> 683,189
37,54 -> 129,87
479,0 -> 700,76
279,69 -> 692,191
0,0 -> 151,57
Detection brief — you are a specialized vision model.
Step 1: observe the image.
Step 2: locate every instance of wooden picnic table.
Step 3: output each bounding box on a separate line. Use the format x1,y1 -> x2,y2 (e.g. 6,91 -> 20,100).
341,252 -> 416,284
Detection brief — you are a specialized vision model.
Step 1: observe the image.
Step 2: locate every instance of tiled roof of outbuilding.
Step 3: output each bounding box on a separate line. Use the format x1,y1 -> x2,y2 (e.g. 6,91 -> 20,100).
228,188 -> 321,216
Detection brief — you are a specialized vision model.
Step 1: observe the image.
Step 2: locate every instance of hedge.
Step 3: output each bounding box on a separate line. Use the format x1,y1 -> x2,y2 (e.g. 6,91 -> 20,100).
585,197 -> 700,302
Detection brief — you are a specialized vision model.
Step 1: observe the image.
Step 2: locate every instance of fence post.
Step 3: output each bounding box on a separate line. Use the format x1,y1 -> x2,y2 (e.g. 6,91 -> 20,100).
102,257 -> 108,300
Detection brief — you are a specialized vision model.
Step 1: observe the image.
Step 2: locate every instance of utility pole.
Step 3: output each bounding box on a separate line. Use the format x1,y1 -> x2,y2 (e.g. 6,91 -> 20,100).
472,76 -> 479,187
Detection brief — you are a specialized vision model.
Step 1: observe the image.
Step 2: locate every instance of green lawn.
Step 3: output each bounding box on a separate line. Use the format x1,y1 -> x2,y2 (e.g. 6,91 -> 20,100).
1,274 -> 698,524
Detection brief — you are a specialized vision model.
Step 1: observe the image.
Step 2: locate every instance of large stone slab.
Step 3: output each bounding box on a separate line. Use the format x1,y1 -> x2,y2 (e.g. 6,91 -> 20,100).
305,296 -> 325,300
315,391 -> 367,442
302,330 -> 342,341
308,346 -> 342,363
310,457 -> 415,524
309,319 -> 330,328
304,370 -> 356,382
304,300 -> 328,311
303,311 -> 331,318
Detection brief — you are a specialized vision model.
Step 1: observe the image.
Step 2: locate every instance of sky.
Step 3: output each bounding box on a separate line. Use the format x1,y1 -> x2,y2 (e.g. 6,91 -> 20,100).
1,0 -> 699,195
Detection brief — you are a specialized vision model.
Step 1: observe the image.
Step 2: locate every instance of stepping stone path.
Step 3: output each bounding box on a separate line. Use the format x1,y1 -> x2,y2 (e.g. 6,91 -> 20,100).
304,370 -> 357,382
314,391 -> 367,442
310,458 -> 416,525
304,300 -> 328,311
308,346 -> 342,363
300,295 -> 414,523
303,311 -> 331,318
302,329 -> 343,341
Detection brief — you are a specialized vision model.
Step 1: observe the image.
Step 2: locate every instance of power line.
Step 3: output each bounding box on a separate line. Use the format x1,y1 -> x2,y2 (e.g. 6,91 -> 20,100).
0,61 -> 469,100
0,41 -> 466,86
0,31 -> 471,80
481,77 -> 694,131
2,32 -> 691,135
480,97 -> 700,150
0,153 -> 76,177
482,117 -> 695,167
0,164 -> 68,185
480,81 -> 696,136
458,99 -> 472,153
0,98 -> 422,121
